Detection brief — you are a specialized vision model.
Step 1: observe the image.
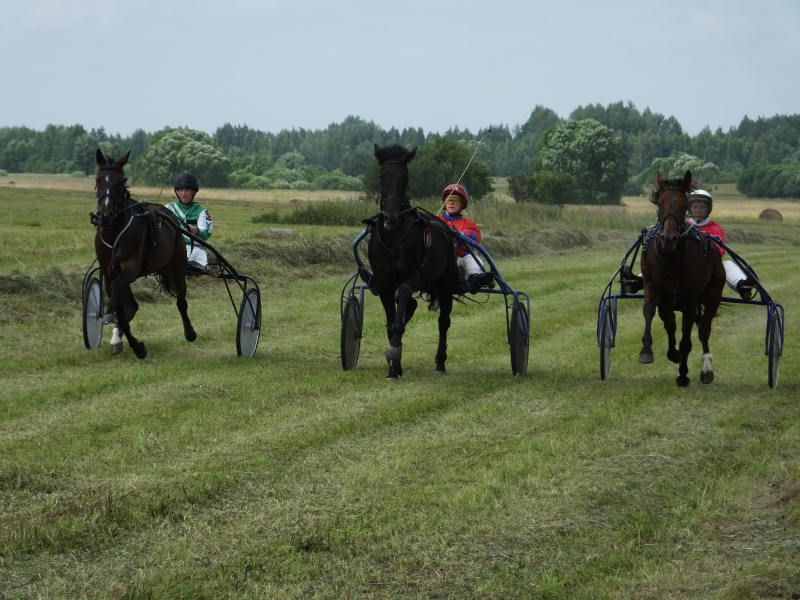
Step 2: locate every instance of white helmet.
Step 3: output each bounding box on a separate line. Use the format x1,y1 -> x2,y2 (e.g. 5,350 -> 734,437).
687,189 -> 713,214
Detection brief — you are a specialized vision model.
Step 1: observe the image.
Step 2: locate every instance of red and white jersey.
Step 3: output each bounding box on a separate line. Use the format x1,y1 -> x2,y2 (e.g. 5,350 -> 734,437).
688,217 -> 726,256
439,212 -> 481,258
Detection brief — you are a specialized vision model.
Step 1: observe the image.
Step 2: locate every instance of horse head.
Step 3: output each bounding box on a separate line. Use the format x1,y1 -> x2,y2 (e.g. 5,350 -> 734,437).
374,144 -> 417,231
94,148 -> 131,227
652,170 -> 692,253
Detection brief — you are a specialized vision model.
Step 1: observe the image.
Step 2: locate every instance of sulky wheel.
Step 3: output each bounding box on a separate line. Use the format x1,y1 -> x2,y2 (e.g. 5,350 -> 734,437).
236,288 -> 261,357
599,304 -> 614,381
768,312 -> 782,388
82,276 -> 104,349
509,300 -> 529,376
341,292 -> 362,371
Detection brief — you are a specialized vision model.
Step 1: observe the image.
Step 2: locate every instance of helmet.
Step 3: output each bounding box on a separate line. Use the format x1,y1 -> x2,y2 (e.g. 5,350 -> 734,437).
442,183 -> 469,209
687,189 -> 712,215
173,172 -> 199,192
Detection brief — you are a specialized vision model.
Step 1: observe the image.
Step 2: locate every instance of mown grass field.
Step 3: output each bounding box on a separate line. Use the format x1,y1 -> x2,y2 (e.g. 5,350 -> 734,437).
1,179 -> 799,599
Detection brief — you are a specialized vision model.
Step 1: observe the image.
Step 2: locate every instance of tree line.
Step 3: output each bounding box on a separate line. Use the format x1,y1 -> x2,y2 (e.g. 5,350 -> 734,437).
1,101 -> 798,202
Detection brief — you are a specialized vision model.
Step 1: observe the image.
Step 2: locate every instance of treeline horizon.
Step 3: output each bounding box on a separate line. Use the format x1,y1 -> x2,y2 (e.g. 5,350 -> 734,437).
1,101 -> 799,195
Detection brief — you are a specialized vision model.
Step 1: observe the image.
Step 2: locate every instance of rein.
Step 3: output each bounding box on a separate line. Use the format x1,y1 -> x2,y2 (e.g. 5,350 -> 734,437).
656,187 -> 691,240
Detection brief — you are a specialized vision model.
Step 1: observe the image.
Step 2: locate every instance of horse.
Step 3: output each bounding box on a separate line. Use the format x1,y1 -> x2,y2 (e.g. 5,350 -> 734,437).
93,149 -> 196,358
638,171 -> 726,387
365,144 -> 459,379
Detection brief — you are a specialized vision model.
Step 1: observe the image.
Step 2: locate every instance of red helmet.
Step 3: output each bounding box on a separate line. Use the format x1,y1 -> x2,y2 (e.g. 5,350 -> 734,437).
442,183 -> 469,209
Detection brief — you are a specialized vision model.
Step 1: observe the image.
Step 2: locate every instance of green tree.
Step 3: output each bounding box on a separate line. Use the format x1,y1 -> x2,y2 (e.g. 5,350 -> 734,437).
532,119 -> 628,205
135,128 -> 231,188
72,133 -> 100,174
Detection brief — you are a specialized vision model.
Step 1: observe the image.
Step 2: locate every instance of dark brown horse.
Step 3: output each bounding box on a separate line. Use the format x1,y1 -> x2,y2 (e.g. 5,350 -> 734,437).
93,149 -> 195,358
366,144 -> 459,379
639,171 -> 725,386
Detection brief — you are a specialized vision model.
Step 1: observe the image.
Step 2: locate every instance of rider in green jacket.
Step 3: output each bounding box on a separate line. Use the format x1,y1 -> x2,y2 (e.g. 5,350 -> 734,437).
165,172 -> 214,271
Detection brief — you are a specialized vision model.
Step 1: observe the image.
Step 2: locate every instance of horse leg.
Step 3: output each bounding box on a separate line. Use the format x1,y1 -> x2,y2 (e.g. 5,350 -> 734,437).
379,290 -> 403,380
675,310 -> 695,387
658,305 -> 681,364
167,264 -> 196,342
434,291 -> 453,375
696,303 -> 714,384
108,274 -> 147,359
639,299 -> 657,363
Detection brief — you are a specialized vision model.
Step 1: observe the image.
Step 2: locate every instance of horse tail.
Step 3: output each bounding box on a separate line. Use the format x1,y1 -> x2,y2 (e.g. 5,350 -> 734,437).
426,290 -> 441,312
154,271 -> 177,297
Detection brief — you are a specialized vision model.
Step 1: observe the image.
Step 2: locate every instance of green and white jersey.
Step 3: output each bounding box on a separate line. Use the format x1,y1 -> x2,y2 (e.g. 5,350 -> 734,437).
165,200 -> 214,244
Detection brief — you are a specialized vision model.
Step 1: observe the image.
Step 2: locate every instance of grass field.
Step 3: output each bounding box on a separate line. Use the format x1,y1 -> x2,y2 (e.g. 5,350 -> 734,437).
1,179 -> 799,599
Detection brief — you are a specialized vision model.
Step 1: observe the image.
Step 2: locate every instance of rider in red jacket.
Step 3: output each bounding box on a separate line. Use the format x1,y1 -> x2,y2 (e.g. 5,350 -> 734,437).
438,183 -> 493,293
686,189 -> 754,299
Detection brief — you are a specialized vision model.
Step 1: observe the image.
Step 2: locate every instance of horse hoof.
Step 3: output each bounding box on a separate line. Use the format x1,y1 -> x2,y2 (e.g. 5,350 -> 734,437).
134,342 -> 147,360
676,376 -> 690,388
111,342 -> 123,356
433,369 -> 447,377
385,376 -> 399,382
638,353 -> 654,364
102,313 -> 117,325
185,329 -> 197,343
667,349 -> 681,364
700,371 -> 714,385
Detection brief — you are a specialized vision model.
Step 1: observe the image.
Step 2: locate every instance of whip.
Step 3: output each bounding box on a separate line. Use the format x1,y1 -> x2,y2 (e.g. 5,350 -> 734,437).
436,128 -> 492,215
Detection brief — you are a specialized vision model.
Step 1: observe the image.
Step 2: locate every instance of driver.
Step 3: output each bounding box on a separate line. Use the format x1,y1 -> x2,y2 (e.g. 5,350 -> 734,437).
165,172 -> 214,272
686,189 -> 755,299
438,183 -> 493,294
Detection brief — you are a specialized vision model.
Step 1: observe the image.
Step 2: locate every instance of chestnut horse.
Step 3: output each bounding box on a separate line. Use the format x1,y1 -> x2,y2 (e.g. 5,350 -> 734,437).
93,149 -> 196,358
366,144 -> 459,379
639,171 -> 725,387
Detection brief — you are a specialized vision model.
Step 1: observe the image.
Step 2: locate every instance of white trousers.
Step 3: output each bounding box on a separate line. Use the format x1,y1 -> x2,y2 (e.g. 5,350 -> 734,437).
723,259 -> 748,292
186,244 -> 208,268
457,254 -> 483,281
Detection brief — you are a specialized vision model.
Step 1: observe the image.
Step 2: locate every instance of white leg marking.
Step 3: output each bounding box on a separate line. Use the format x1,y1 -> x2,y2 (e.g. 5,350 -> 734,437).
701,352 -> 713,374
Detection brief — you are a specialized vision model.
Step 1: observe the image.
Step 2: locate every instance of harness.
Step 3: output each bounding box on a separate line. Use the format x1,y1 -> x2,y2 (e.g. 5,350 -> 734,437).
91,164 -> 162,274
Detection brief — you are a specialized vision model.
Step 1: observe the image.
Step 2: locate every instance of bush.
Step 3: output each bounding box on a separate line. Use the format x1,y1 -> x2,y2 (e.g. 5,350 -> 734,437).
290,180 -> 313,190
312,170 -> 363,191
507,173 -> 531,202
529,171 -> 577,205
243,176 -> 272,189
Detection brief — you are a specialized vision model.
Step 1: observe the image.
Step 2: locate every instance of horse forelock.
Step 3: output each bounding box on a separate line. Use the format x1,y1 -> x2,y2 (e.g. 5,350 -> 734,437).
649,177 -> 691,205
376,144 -> 411,164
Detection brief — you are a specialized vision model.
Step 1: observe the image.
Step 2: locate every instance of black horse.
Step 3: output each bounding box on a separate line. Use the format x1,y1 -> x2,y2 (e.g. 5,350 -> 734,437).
639,171 -> 726,387
365,144 -> 459,379
93,149 -> 196,358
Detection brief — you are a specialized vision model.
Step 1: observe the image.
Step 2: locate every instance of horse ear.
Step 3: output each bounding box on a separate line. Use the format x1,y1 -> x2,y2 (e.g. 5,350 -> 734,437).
374,143 -> 380,158
656,171 -> 664,186
682,170 -> 692,190
406,147 -> 417,162
96,148 -> 106,166
117,150 -> 131,168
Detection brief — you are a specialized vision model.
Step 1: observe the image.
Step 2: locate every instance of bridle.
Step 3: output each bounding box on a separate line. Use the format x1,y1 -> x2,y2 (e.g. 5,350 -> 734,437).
92,163 -> 143,250
379,160 -> 414,219
656,186 -> 691,240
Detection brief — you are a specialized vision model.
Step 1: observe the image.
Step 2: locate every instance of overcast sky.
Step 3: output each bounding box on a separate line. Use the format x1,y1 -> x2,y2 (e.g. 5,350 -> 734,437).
2,0 -> 798,139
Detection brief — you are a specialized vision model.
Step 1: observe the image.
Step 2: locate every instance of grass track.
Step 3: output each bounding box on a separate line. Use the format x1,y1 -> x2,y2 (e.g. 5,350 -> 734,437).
1,184 -> 799,598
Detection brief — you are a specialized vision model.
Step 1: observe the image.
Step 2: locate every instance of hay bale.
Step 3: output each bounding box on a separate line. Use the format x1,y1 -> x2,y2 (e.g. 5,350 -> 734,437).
759,209 -> 783,222
257,227 -> 298,238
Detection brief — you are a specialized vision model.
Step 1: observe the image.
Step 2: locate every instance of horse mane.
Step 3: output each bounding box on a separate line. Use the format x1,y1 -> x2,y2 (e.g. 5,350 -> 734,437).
375,144 -> 411,164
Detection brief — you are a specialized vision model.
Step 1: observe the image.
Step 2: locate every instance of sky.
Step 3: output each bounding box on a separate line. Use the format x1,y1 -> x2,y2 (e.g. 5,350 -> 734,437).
1,0 -> 798,139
